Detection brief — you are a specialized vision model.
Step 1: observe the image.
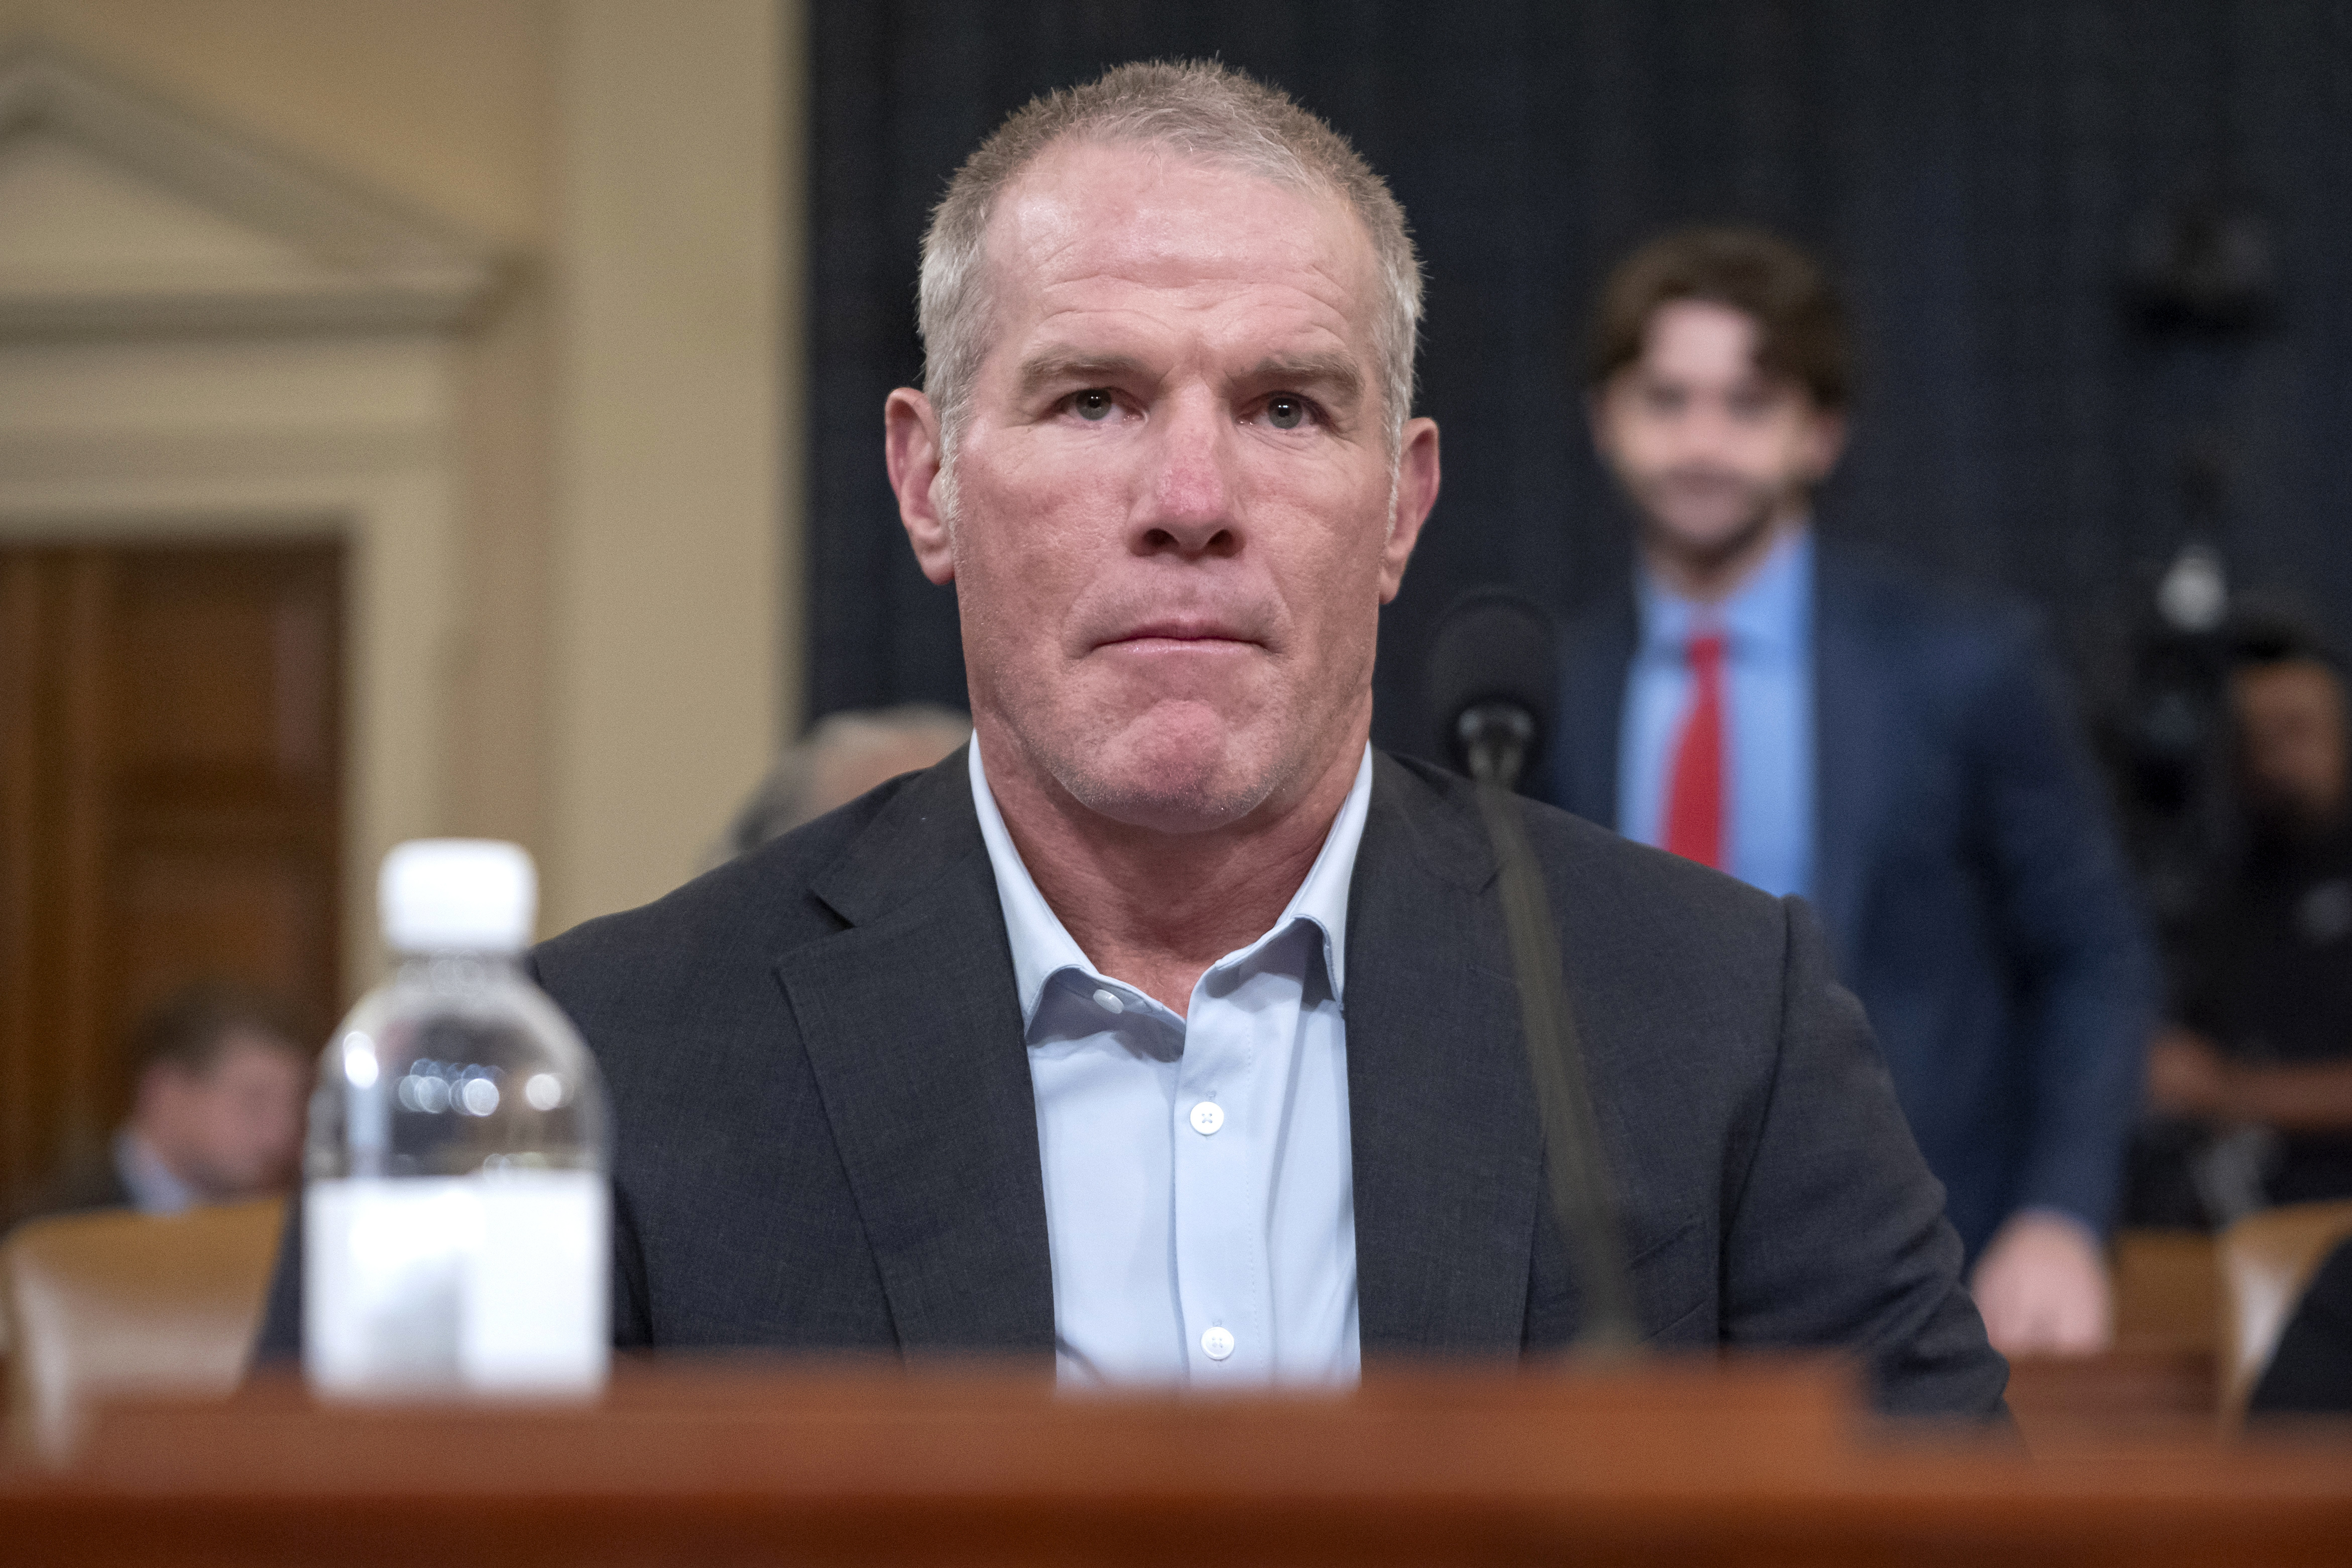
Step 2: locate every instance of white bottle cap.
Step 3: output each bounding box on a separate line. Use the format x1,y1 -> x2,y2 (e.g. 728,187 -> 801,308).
379,839 -> 537,954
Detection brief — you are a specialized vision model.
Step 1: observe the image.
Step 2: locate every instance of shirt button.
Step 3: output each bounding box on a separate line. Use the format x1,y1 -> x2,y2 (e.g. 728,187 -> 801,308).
1189,1101 -> 1225,1136
1201,1326 -> 1235,1361
1092,988 -> 1124,1015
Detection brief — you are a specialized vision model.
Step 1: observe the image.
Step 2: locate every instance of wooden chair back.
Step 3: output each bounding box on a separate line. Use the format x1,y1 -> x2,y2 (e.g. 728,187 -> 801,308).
2216,1198 -> 2352,1425
1,1198 -> 284,1456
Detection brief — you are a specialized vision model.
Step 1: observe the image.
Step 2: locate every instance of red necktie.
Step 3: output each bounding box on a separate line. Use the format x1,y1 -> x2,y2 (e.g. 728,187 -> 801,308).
1665,632 -> 1727,870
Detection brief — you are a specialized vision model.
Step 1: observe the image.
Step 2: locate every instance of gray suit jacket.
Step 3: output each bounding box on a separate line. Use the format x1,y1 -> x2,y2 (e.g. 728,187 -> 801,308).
259,748 -> 2003,1416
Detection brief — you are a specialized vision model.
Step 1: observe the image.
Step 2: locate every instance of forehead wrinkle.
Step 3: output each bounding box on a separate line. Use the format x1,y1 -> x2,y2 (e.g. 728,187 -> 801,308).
1018,284 -> 1360,368
1030,255 -> 1360,312
980,158 -> 1385,416
1005,168 -> 1372,306
1029,267 -> 1368,350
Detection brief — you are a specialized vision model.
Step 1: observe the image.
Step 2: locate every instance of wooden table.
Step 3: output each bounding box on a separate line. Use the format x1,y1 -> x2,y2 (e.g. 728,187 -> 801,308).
2006,1342 -> 2219,1446
4,1357 -> 2350,1565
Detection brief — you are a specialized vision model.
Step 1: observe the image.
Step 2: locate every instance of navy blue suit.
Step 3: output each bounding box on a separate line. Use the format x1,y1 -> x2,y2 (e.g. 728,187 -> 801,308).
1547,543 -> 2157,1259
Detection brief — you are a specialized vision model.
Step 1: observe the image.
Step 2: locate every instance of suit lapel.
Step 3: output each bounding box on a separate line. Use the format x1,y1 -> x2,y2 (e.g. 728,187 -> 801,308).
1811,548 -> 1896,979
776,749 -> 1554,1360
1346,755 -> 1545,1356
774,752 -> 1056,1354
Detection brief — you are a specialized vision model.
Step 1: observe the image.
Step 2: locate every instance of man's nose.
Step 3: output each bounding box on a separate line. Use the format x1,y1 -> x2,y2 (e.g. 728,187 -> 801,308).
1134,393 -> 1239,558
1677,395 -> 1748,456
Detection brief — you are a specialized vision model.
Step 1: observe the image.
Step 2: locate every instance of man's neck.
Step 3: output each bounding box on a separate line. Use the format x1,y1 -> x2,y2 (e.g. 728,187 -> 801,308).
1642,505 -> 1809,605
978,726 -> 1366,1017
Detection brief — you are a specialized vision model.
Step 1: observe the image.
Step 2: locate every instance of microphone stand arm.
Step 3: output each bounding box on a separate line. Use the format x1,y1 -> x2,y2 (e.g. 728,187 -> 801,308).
1464,718 -> 1641,1354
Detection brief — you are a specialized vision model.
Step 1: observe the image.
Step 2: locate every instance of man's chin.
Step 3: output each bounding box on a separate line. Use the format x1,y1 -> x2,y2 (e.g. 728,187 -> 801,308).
1046,719 -> 1281,834
1060,761 -> 1272,834
1640,506 -> 1781,568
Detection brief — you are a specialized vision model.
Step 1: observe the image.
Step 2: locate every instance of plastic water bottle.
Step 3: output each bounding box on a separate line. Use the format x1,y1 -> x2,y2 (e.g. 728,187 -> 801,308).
303,839 -> 610,1397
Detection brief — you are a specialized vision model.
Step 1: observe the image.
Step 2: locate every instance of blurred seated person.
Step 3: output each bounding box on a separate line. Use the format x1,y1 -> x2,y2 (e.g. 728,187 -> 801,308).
709,703 -> 972,863
2149,624 -> 2352,1211
10,983 -> 311,1228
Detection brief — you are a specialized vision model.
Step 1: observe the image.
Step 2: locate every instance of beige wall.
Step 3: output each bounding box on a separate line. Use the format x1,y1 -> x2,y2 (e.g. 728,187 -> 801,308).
0,1 -> 804,967
0,2 -> 559,247
549,1 -> 798,931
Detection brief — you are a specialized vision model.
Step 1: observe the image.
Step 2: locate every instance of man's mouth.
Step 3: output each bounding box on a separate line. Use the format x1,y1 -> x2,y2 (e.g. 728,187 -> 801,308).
1655,469 -> 1756,500
1101,619 -> 1260,651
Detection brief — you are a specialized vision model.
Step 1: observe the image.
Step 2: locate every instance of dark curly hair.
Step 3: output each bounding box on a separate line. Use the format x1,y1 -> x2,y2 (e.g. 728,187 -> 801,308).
1588,225 -> 1851,411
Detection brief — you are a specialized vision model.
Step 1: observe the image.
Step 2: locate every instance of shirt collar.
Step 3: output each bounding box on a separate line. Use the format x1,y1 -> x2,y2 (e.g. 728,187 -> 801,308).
970,736 -> 1375,1029
1636,523 -> 1814,660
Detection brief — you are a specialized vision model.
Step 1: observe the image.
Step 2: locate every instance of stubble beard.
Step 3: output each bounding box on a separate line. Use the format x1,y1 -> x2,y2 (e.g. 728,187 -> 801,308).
954,442 -> 1388,838
1631,472 -> 1787,581
978,626 -> 1364,840
1014,690 -> 1303,836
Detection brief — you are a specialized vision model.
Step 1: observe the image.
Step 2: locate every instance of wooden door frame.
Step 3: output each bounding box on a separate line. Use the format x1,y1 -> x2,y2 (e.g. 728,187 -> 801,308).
0,333 -> 471,1006
0,539 -> 347,1206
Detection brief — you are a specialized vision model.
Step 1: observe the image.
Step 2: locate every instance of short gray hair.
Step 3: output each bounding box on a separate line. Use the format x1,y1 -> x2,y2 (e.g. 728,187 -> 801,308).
918,60 -> 1423,469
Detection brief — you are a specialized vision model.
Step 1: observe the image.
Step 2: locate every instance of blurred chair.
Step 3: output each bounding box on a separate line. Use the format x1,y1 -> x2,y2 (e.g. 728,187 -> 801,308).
1,1197 -> 284,1457
2217,1198 -> 2352,1425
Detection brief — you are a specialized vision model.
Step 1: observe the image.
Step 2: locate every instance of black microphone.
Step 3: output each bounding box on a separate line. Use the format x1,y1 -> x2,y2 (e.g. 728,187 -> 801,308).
1426,588 -> 1638,1354
1428,588 -> 1560,791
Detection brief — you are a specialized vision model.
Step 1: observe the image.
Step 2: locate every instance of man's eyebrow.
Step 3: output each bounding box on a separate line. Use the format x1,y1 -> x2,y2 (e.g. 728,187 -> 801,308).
1011,348 -> 1368,407
1245,352 -> 1365,405
1014,350 -> 1152,402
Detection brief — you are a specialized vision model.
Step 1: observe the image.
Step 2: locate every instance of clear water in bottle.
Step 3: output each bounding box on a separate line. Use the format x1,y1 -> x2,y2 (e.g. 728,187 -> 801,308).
303,840 -> 610,1397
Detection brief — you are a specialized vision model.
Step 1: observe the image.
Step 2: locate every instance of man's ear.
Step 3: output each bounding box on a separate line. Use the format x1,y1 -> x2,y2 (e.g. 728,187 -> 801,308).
885,388 -> 955,585
1378,416 -> 1442,602
1798,404 -> 1848,487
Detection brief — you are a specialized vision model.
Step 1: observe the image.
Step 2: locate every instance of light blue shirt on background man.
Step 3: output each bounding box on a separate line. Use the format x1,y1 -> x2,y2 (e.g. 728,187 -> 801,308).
1617,526 -> 1817,899
970,738 -> 1368,1385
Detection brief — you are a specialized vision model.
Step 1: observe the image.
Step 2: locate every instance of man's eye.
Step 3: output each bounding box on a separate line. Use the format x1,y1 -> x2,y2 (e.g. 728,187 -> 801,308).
1071,389 -> 1115,421
1265,396 -> 1309,430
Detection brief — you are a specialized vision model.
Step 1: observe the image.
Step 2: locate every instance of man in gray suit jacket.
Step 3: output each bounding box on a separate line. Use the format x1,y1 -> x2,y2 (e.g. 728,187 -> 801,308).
262,60 -> 2002,1414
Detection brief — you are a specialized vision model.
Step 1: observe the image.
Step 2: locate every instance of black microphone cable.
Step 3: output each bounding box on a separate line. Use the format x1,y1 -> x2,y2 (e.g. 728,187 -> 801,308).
1429,589 -> 1639,1355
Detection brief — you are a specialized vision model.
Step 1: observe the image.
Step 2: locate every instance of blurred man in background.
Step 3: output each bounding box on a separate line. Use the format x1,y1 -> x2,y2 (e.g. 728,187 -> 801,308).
1546,226 -> 2158,1356
10,983 -> 310,1227
2148,623 -> 2352,1212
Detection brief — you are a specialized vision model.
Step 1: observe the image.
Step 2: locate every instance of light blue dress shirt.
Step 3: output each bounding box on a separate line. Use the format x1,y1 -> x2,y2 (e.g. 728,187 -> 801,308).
970,737 -> 1368,1386
1617,527 -> 1816,900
